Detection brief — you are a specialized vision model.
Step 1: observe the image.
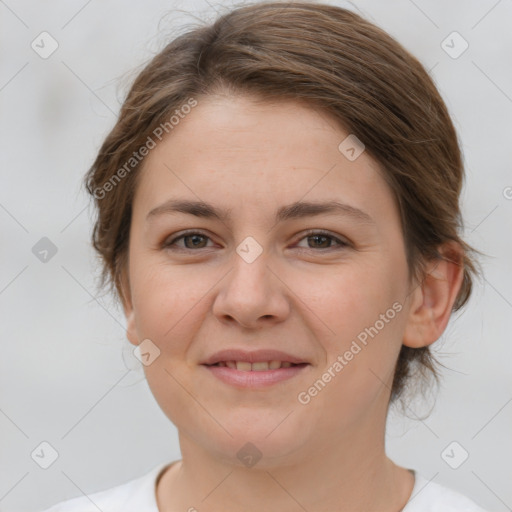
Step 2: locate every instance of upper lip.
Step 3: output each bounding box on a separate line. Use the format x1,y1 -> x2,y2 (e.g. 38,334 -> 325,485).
201,349 -> 309,365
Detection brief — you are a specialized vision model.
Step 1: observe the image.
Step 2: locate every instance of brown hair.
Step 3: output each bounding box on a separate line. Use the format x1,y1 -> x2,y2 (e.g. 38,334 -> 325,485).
83,1 -> 483,404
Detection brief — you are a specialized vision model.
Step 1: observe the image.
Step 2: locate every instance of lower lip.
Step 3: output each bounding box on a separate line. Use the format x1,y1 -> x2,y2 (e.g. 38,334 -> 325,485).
202,364 -> 309,388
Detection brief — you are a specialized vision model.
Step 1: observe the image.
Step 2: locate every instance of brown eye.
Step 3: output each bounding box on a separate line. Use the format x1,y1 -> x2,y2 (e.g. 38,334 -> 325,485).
307,234 -> 332,249
296,230 -> 349,251
163,231 -> 213,250
182,234 -> 209,249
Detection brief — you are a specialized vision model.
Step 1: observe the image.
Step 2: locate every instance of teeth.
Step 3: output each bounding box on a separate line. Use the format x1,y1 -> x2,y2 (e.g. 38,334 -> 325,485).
251,362 -> 270,371
216,361 -> 298,371
235,361 -> 252,371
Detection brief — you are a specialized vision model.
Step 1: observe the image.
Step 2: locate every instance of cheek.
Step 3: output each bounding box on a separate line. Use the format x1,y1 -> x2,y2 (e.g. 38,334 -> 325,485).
294,259 -> 402,337
129,263 -> 211,428
129,260 -> 211,353
295,259 -> 406,392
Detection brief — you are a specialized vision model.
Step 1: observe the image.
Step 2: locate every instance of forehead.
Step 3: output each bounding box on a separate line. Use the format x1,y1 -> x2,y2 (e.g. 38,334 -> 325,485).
132,94 -> 398,228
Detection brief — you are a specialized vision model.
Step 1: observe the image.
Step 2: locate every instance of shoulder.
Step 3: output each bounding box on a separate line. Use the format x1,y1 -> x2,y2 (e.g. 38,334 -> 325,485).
403,471 -> 489,512
39,462 -> 171,512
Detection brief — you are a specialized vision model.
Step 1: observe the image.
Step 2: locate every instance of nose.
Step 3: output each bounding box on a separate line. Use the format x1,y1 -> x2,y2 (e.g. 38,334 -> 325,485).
212,252 -> 291,329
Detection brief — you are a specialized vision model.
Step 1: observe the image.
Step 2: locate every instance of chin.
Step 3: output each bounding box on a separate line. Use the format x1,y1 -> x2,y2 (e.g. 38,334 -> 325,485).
191,414 -> 312,468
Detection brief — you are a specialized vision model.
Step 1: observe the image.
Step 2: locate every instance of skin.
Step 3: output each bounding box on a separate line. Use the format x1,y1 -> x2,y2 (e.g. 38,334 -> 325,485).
121,93 -> 464,512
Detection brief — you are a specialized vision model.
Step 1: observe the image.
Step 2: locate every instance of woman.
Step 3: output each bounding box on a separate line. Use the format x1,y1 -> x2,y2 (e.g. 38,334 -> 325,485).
42,2 -> 487,510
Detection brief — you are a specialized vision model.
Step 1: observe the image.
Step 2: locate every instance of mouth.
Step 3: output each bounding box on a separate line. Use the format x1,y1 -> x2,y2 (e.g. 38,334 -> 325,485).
202,360 -> 310,388
206,361 -> 308,371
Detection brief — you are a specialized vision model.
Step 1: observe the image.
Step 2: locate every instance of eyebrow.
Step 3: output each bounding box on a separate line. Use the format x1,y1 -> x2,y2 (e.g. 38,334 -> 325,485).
146,199 -> 375,225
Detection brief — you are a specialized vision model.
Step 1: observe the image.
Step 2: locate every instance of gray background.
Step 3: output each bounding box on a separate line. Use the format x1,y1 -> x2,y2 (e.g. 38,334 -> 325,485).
1,0 -> 511,510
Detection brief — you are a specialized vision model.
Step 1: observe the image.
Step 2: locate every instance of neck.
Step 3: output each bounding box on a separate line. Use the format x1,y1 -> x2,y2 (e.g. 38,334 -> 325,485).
157,415 -> 414,512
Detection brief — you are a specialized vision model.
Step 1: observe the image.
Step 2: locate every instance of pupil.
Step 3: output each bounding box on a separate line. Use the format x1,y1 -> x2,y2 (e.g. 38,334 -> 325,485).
311,235 -> 329,248
186,235 -> 206,248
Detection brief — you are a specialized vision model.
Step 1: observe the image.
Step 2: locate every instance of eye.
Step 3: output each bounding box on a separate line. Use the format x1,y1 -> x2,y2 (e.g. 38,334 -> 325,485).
163,230 -> 214,251
295,230 -> 350,250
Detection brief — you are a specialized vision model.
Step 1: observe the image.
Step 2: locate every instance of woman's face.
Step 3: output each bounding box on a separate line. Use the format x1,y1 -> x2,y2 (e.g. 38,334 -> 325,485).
123,94 -> 418,466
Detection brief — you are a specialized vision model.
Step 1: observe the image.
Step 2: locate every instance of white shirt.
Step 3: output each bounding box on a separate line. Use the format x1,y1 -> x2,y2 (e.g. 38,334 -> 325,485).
40,462 -> 489,512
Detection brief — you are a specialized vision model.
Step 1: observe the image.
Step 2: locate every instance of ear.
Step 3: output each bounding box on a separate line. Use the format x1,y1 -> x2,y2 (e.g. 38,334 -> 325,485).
403,242 -> 465,349
119,268 -> 139,347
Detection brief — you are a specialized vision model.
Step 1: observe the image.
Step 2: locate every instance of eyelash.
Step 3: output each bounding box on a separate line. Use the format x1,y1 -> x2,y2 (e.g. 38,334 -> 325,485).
162,229 -> 350,252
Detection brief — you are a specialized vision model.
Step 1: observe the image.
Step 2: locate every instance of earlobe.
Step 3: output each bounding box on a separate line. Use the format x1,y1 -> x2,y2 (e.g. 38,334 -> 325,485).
125,309 -> 139,347
119,271 -> 139,347
403,242 -> 464,349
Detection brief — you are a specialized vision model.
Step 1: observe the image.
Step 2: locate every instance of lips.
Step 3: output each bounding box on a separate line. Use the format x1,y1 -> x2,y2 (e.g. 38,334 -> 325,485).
211,360 -> 301,371
204,361 -> 309,387
201,349 -> 311,387
201,349 -> 308,367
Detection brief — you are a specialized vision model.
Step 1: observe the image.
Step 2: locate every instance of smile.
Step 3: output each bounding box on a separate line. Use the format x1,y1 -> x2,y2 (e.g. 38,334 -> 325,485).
202,362 -> 310,387
209,360 -> 301,371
